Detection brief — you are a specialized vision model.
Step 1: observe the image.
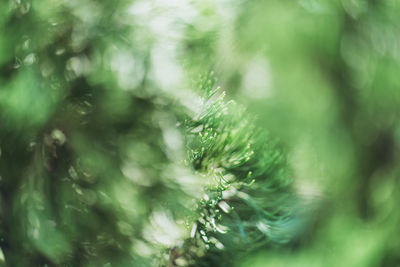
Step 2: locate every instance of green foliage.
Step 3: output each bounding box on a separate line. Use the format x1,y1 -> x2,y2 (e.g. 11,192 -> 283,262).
169,76 -> 293,266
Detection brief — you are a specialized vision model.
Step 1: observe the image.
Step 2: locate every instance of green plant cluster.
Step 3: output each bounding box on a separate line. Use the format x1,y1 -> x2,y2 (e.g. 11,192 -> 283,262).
168,76 -> 293,266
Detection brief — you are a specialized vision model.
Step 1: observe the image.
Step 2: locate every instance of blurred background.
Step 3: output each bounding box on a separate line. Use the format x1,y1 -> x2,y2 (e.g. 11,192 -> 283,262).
0,0 -> 399,266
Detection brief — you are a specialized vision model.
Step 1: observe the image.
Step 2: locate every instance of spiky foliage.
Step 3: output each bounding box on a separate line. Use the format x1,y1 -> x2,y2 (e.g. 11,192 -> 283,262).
164,76 -> 294,266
